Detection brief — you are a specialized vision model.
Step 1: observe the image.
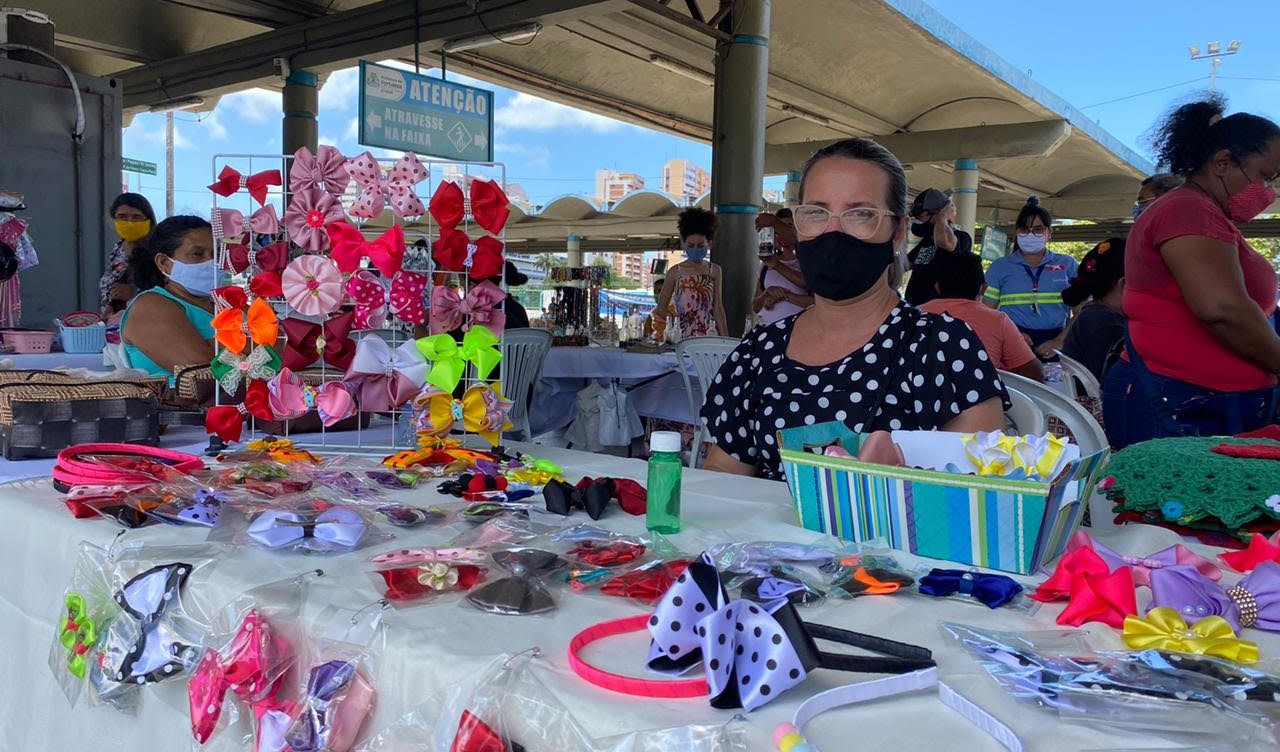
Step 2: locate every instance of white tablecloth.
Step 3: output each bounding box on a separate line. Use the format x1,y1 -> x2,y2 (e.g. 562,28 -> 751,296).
533,347 -> 699,435
2,444 -> 1275,751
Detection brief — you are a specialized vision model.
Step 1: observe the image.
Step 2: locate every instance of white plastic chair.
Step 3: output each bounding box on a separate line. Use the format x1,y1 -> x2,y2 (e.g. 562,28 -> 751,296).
1053,350 -> 1101,400
500,328 -> 552,442
676,336 -> 740,468
1004,386 -> 1047,435
1000,370 -> 1107,456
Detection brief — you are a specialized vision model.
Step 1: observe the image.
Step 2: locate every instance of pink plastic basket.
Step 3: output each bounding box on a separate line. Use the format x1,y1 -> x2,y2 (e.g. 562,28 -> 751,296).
4,330 -> 54,354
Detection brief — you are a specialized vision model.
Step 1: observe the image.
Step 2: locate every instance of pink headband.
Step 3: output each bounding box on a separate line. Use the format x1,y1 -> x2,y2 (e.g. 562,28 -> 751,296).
52,444 -> 205,491
568,615 -> 708,699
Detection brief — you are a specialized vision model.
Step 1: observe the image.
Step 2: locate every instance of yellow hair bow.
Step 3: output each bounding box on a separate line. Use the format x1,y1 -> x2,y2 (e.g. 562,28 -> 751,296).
1122,606 -> 1258,664
413,382 -> 513,446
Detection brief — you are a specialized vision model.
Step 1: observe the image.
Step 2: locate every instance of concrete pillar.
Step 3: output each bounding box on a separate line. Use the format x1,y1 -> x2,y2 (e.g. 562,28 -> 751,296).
566,234 -> 582,266
710,0 -> 770,337
783,170 -> 801,205
282,70 -> 318,157
953,158 -> 979,237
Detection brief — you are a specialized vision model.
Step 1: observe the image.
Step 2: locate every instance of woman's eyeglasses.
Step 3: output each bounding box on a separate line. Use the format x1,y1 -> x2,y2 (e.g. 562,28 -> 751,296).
792,205 -> 898,240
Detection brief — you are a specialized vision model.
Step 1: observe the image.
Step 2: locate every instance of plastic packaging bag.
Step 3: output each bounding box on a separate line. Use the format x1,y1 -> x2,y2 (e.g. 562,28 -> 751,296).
49,542 -> 114,707
285,605 -> 385,752
221,497 -> 390,554
466,548 -> 569,616
367,547 -> 489,605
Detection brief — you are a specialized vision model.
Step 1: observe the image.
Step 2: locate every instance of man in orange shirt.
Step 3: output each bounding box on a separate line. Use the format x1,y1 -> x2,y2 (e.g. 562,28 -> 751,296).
919,252 -> 1044,382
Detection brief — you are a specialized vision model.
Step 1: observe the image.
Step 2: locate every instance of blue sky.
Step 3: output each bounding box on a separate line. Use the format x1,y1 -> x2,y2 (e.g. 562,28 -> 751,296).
123,0 -> 1280,217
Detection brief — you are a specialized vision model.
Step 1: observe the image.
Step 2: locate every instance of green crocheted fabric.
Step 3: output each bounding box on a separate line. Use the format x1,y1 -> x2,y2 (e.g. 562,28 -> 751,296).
1105,437 -> 1280,529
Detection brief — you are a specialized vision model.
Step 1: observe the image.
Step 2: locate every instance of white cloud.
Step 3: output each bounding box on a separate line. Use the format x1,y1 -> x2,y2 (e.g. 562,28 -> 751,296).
343,117 -> 359,141
494,92 -> 630,135
199,109 -> 229,141
320,68 -> 359,111
497,142 -> 551,171
124,119 -> 193,151
319,134 -> 339,146
219,88 -> 281,124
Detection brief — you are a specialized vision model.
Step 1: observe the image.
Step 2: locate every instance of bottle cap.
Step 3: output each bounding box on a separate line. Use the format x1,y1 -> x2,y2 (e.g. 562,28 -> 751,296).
650,431 -> 682,454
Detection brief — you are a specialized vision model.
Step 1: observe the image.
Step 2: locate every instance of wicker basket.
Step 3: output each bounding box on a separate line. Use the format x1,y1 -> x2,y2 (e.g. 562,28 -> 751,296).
0,376 -> 158,458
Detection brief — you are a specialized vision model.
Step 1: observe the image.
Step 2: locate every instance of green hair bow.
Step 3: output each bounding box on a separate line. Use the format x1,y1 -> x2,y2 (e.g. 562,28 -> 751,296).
59,592 -> 98,679
415,327 -> 502,392
211,345 -> 282,395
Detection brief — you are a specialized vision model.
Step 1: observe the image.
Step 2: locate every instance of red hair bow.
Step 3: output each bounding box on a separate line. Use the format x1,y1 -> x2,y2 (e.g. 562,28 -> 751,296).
213,285 -> 249,311
207,166 -> 282,206
281,312 -> 355,372
429,181 -> 464,231
327,220 -> 405,277
206,380 -> 274,443
470,179 -> 511,235
451,710 -> 525,752
225,240 -> 288,275
433,229 -> 504,280
376,564 -> 486,602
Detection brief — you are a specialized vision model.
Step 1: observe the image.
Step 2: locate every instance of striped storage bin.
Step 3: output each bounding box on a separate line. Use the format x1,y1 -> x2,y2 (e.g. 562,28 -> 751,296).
779,423 -> 1110,575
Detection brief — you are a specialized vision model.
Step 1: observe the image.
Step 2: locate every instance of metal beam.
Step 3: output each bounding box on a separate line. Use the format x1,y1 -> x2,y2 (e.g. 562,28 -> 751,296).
116,0 -> 621,109
626,0 -> 729,40
764,119 -> 1073,174
54,33 -> 151,64
156,0 -> 326,27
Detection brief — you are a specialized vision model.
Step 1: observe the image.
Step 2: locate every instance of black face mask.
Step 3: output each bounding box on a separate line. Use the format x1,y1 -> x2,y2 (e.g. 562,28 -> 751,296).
795,231 -> 896,302
910,220 -> 932,238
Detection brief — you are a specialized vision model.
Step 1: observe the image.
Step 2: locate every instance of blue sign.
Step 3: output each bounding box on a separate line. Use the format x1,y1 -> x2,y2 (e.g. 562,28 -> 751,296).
358,61 -> 493,162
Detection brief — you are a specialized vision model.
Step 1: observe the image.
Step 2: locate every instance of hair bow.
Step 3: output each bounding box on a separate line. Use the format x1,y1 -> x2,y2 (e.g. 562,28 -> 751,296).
214,284 -> 249,311
451,710 -> 526,752
208,166 -> 282,206
344,334 -> 430,411
188,609 -> 280,743
212,205 -> 280,241
103,563 -> 196,684
247,507 -> 367,550
225,239 -> 289,276
917,569 -> 1023,609
327,220 -> 405,277
345,271 -> 388,330
543,477 -> 646,519
281,313 -> 355,371
1150,561 -> 1280,633
284,659 -> 375,752
600,560 -> 691,604
290,145 -> 350,196
415,327 -> 502,393
267,368 -> 358,426
1220,533 -> 1280,573
646,553 -> 934,711
59,593 -> 97,679
1067,531 -> 1222,587
466,548 -> 569,615
283,187 -> 345,251
282,255 -> 343,316
412,383 -> 513,446
1122,606 -> 1258,663
370,548 -> 488,602
212,297 -> 279,355
470,178 -> 511,235
430,281 -> 506,336
206,380 -> 275,443
432,228 -> 504,280
389,269 -> 428,325
347,151 -> 427,220
1029,547 -> 1137,628
213,344 -> 282,395
152,488 -> 223,528
429,180 -> 464,230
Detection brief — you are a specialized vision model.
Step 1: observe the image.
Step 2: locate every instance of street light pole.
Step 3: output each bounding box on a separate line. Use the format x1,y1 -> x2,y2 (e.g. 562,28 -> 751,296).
1189,40 -> 1241,92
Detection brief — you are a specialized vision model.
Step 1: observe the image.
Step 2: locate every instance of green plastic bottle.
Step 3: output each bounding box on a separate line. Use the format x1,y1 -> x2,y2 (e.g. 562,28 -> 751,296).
646,431 -> 683,534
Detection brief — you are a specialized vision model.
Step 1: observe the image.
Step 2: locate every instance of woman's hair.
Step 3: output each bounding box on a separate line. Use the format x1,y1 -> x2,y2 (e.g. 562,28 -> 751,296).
1061,237 -> 1126,308
109,192 -> 157,225
1016,196 -> 1052,231
677,208 -> 718,242
126,215 -> 210,291
1140,173 -> 1184,197
797,137 -> 910,287
935,251 -> 986,300
1150,94 -> 1280,176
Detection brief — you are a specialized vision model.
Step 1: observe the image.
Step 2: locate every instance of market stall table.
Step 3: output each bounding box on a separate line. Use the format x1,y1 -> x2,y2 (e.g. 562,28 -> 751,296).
532,347 -> 697,436
2,443 -> 1273,751
5,351 -> 109,371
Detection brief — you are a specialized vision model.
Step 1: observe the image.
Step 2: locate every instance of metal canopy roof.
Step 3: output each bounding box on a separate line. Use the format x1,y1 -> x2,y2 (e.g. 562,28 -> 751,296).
24,0 -> 1153,221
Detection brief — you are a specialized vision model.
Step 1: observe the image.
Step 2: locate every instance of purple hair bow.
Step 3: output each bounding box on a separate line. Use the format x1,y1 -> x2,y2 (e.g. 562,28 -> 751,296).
1067,531 -> 1221,588
284,659 -> 375,752
246,507 -> 366,551
646,553 -> 934,711
1149,561 -> 1280,632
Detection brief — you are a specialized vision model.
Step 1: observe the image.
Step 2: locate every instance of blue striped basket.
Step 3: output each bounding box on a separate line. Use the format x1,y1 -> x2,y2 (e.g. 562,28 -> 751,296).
778,423 -> 1110,575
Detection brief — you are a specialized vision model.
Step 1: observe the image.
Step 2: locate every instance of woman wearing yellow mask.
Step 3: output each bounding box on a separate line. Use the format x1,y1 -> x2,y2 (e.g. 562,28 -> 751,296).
99,193 -> 156,315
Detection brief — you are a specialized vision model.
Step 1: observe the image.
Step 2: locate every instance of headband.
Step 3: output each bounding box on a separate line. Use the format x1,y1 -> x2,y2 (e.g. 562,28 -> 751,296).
52,444 -> 205,491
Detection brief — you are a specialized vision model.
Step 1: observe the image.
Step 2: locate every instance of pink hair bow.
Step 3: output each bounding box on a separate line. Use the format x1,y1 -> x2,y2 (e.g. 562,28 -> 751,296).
1066,531 -> 1222,588
188,609 -> 281,745
282,255 -> 343,316
347,151 -> 427,220
344,271 -> 388,330
429,280 -> 506,335
267,368 -> 358,426
289,145 -> 350,196
343,334 -> 430,411
212,206 -> 280,241
388,270 -> 427,325
327,220 -> 405,277
370,547 -> 488,567
283,187 -> 345,251
208,166 -> 282,206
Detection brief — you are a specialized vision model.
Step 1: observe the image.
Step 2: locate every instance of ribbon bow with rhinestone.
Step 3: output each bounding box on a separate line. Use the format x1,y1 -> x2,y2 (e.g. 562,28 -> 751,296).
212,296 -> 279,355
205,380 -> 275,443
343,334 -> 430,411
413,382 -> 513,446
1149,560 -> 1280,632
347,151 -> 427,220
433,228 -> 504,280
212,206 -> 280,242
208,166 -> 282,206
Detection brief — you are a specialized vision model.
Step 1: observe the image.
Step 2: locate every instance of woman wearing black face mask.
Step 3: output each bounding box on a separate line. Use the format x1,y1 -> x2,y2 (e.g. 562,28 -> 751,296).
700,138 -> 1008,480
1103,95 -> 1280,448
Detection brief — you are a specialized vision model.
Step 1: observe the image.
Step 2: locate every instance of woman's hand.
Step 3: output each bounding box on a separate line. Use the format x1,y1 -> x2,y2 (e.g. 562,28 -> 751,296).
1035,335 -> 1065,359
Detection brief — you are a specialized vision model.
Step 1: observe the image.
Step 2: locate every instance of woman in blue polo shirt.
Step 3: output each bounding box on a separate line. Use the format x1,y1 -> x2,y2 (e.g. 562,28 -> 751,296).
983,197 -> 1077,358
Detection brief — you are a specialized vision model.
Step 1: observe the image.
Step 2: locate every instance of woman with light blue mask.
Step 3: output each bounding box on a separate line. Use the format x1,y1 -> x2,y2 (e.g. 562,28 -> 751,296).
121,216 -> 220,377
654,207 -> 727,338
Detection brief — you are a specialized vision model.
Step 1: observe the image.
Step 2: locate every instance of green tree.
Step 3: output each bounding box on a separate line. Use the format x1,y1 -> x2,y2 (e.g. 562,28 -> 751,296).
1247,236 -> 1280,272
534,253 -> 564,274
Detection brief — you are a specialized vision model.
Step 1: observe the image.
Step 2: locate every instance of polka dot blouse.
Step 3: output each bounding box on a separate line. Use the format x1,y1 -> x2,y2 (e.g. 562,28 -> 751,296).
701,305 -> 1009,480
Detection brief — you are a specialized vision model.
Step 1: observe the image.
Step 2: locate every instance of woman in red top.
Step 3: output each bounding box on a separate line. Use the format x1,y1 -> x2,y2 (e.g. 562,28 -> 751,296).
1103,95 -> 1280,448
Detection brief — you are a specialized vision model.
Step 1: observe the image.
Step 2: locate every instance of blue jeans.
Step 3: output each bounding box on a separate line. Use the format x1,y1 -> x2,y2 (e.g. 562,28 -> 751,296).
1102,360 -> 1277,449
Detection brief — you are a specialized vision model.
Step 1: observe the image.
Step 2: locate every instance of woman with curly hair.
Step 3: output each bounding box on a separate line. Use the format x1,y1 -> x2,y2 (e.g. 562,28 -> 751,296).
654,207 -> 727,338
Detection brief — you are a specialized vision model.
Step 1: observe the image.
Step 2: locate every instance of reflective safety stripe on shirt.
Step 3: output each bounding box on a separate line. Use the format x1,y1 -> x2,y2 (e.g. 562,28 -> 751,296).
982,251 -> 1077,331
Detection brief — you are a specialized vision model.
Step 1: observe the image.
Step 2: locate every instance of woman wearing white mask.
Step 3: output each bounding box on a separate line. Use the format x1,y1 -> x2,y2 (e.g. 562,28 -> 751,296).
982,197 -> 1077,358
121,216 -> 219,377
654,208 -> 727,338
